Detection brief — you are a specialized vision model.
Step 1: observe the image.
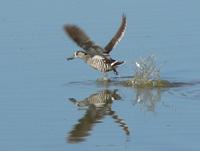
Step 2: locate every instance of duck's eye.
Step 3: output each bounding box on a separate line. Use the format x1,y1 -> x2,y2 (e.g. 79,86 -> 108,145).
75,52 -> 78,56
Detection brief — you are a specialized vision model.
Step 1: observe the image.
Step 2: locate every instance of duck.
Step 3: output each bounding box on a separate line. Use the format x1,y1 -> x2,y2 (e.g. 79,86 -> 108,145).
64,15 -> 127,77
69,89 -> 121,107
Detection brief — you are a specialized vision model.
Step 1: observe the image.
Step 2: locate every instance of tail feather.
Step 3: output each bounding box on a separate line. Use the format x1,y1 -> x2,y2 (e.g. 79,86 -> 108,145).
111,60 -> 124,67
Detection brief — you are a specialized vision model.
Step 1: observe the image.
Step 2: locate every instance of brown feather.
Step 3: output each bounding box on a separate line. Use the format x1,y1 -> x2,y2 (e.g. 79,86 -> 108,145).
63,25 -> 94,50
104,14 -> 127,54
64,25 -> 105,56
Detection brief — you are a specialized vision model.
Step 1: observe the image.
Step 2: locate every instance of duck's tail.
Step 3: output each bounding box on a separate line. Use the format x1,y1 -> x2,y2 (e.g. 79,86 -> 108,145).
111,60 -> 125,67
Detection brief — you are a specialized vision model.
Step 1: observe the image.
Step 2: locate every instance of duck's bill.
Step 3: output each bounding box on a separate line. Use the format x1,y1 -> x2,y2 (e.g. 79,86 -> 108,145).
65,55 -> 75,61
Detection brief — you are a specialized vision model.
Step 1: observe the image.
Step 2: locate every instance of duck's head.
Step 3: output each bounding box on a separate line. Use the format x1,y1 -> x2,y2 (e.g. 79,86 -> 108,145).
74,51 -> 87,58
66,51 -> 87,60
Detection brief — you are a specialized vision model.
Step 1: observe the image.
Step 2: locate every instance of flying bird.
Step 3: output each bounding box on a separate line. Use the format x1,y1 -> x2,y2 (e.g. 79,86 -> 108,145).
64,15 -> 127,78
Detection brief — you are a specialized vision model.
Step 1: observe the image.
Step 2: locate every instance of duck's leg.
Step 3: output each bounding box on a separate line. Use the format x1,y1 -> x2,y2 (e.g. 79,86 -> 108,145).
96,72 -> 111,82
102,72 -> 109,81
113,69 -> 118,75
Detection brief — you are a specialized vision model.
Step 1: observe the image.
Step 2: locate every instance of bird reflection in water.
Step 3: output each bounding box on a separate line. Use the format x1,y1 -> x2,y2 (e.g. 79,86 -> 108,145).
132,88 -> 163,112
67,89 -> 130,144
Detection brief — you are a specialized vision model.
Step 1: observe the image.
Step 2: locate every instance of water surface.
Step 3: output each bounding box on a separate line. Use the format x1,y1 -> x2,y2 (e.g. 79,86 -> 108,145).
0,0 -> 200,151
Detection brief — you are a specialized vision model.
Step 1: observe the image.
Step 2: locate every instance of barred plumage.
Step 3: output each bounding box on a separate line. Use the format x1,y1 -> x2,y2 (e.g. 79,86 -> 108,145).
64,15 -> 127,76
67,89 -> 129,143
69,89 -> 121,107
88,56 -> 113,72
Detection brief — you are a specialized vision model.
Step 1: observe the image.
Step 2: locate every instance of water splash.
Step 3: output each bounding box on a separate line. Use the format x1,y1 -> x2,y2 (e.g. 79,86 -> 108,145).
122,55 -> 171,87
134,55 -> 160,82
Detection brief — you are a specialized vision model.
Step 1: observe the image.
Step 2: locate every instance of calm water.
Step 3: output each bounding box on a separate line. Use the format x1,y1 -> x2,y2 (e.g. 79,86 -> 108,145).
0,0 -> 200,151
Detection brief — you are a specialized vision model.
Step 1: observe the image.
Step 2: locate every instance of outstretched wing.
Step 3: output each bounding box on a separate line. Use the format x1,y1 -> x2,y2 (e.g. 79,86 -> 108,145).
104,14 -> 127,54
64,25 -> 105,56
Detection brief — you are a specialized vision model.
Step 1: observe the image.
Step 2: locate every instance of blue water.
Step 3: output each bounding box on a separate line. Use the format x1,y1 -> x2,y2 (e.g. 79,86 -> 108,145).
0,0 -> 200,151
